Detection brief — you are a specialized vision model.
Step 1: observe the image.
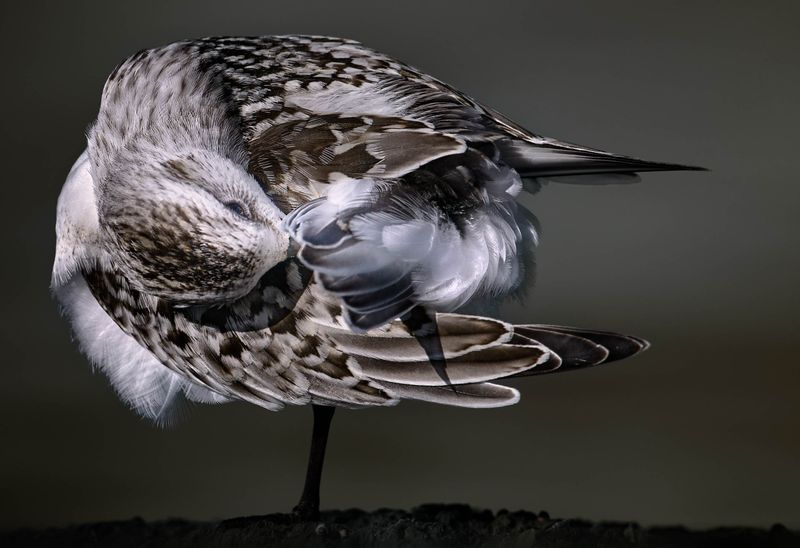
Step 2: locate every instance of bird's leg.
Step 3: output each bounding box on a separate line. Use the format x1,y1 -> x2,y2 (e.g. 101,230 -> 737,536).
292,404 -> 336,520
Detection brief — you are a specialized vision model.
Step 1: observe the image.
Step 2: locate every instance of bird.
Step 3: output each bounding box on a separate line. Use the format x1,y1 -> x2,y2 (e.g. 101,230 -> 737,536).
52,35 -> 702,519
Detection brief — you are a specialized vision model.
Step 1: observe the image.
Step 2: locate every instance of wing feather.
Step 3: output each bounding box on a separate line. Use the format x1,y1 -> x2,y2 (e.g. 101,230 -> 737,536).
380,382 -> 521,408
512,324 -> 649,375
198,36 -> 702,331
310,311 -> 649,407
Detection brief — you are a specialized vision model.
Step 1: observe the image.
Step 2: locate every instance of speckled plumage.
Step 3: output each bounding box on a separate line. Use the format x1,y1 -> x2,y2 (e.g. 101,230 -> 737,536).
53,35 -> 694,425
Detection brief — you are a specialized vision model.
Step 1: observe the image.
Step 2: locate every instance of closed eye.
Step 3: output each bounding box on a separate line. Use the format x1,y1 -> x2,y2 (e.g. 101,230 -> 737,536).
223,200 -> 250,219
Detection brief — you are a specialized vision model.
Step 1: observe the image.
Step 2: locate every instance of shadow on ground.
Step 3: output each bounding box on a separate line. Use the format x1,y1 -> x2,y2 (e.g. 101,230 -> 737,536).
3,505 -> 798,548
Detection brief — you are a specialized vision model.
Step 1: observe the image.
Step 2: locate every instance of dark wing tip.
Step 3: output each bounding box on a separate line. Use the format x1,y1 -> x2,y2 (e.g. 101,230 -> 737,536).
513,324 -> 650,375
498,139 -> 708,177
547,327 -> 650,363
625,160 -> 708,173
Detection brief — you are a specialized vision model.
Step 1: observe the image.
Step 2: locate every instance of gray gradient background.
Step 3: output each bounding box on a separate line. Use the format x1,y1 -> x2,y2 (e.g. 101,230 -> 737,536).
1,0 -> 797,531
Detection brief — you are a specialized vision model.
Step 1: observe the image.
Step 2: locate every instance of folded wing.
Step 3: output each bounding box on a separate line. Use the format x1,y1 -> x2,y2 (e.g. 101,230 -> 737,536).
226,38 -> 701,331
310,311 -> 649,408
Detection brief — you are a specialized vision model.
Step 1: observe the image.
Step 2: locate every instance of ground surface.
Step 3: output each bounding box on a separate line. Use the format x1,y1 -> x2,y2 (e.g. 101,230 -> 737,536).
4,505 -> 798,548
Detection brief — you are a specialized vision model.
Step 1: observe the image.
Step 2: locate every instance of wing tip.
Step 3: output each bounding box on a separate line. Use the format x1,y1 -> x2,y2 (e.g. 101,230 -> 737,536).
515,324 -> 650,371
500,139 -> 709,177
629,160 -> 708,174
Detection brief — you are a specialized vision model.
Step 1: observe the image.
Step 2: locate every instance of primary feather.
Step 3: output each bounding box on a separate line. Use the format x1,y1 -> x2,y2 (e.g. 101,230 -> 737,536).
52,35 -> 686,423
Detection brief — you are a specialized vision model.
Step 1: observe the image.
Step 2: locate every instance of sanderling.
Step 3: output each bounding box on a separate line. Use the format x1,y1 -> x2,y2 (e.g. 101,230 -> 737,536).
52,36 -> 701,518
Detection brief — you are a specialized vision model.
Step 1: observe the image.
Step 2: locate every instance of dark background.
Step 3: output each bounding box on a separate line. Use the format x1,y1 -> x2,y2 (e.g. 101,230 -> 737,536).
1,0 -> 797,531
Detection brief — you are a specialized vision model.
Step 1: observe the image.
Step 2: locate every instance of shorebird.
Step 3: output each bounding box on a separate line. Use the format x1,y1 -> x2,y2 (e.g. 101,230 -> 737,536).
53,36 -> 701,519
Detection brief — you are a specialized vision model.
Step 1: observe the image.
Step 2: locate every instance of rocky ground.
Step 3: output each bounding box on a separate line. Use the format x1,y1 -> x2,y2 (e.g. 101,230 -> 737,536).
3,505 -> 798,548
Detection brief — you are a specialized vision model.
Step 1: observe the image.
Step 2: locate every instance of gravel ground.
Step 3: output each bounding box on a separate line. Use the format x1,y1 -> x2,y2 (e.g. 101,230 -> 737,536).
3,504 -> 798,548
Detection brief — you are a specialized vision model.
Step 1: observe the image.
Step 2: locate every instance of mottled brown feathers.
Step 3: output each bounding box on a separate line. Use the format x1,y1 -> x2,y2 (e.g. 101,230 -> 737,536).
55,35 -> 657,420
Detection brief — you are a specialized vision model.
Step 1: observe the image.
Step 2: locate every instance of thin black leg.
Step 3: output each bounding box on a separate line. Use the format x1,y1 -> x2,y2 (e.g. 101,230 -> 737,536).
292,404 -> 336,520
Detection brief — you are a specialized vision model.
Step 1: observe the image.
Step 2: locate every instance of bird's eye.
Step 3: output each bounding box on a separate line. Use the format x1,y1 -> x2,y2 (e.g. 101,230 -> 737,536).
223,200 -> 250,219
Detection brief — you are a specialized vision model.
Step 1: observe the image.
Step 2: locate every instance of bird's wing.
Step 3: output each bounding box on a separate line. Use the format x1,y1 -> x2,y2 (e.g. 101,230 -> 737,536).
245,113 -> 468,212
195,36 -> 699,330
84,254 -> 649,412
197,35 -> 700,189
302,302 -> 649,408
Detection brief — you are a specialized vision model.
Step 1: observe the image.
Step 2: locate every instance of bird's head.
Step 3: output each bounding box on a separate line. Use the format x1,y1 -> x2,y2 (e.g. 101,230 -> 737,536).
92,145 -> 290,305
